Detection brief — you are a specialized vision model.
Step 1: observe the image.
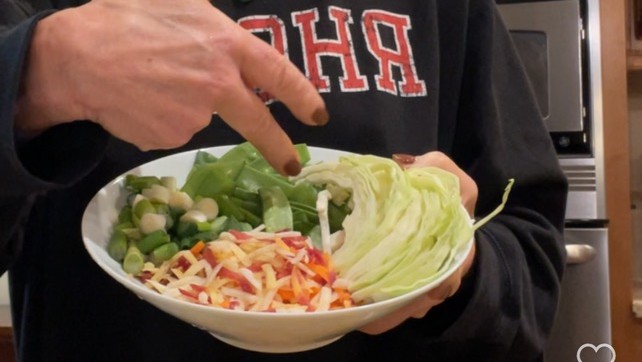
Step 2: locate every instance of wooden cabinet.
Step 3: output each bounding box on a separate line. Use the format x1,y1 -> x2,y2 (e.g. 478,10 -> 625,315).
0,327 -> 14,362
609,1 -> 642,361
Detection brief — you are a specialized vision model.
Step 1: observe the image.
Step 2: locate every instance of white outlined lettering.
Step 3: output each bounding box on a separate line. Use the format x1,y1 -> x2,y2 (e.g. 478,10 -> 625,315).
292,7 -> 368,93
362,10 -> 427,97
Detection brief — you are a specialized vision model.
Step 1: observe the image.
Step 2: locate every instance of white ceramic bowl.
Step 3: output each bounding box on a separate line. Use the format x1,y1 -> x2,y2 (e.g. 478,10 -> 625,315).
81,145 -> 473,353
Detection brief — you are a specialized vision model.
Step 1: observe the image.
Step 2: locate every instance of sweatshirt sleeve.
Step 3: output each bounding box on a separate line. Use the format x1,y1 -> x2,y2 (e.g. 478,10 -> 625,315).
0,12 -> 109,274
420,1 -> 568,360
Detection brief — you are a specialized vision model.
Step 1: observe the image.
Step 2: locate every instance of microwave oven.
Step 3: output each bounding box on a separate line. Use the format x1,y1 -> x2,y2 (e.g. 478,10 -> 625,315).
497,0 -> 595,156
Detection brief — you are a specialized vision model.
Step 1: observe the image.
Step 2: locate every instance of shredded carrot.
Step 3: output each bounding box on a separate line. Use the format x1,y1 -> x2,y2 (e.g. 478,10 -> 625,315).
220,299 -> 231,309
307,262 -> 330,282
277,289 -> 295,302
190,240 -> 205,256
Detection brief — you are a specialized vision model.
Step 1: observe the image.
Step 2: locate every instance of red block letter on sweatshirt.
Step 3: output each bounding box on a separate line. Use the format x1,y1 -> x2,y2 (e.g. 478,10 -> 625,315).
362,10 -> 427,97
292,7 -> 367,92
239,15 -> 288,103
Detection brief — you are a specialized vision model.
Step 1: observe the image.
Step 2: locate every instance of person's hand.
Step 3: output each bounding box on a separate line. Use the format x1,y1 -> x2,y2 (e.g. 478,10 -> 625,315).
358,152 -> 478,335
15,0 -> 327,176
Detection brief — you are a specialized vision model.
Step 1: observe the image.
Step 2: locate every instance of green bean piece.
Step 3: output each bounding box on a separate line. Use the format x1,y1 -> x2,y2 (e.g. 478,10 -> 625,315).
138,230 -> 170,254
123,243 -> 145,275
150,242 -> 179,265
107,229 -> 128,262
125,175 -> 161,193
118,205 -> 133,224
114,221 -> 134,231
121,227 -> 142,241
133,199 -> 156,219
259,186 -> 293,232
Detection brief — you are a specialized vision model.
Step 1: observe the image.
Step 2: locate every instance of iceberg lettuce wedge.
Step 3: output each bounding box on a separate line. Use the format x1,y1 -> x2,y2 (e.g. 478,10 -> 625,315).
295,154 -> 512,303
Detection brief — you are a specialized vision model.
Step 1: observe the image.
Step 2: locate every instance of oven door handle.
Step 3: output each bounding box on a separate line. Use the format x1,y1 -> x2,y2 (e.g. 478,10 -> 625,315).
565,244 -> 597,264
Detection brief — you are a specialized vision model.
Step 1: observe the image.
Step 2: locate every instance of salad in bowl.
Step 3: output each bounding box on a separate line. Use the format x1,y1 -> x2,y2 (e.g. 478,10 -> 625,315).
82,142 -> 511,352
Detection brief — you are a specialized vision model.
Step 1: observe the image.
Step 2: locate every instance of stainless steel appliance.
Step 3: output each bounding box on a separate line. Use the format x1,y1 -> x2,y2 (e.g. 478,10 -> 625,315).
497,1 -> 611,361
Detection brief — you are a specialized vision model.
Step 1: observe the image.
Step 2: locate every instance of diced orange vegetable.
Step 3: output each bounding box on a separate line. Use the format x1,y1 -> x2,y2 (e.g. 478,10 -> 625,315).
307,262 -> 330,283
277,288 -> 295,302
190,240 -> 205,256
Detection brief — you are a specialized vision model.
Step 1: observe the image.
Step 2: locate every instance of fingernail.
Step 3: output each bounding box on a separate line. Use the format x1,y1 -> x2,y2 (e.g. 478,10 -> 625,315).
311,108 -> 329,126
392,153 -> 415,165
284,159 -> 302,176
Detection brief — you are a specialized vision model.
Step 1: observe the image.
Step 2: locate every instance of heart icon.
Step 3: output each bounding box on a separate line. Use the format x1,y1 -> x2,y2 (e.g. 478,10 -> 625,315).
576,343 -> 616,362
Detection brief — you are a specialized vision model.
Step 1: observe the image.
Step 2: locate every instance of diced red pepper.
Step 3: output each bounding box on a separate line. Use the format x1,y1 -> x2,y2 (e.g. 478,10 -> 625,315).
307,248 -> 325,264
219,267 -> 254,293
137,270 -> 154,283
203,247 -> 218,268
281,236 -> 308,250
179,288 -> 199,300
175,256 -> 191,272
190,284 -> 207,293
229,229 -> 252,240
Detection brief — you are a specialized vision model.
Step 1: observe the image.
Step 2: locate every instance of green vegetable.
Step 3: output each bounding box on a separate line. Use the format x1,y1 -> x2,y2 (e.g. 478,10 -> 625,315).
123,243 -> 145,275
107,229 -> 128,262
260,186 -> 293,232
295,154 -> 513,303
118,206 -> 133,224
138,229 -> 170,254
180,162 -> 237,199
235,165 -> 294,195
133,199 -> 155,220
125,175 -> 161,193
150,242 -> 180,265
193,151 -> 218,166
111,142 -> 339,276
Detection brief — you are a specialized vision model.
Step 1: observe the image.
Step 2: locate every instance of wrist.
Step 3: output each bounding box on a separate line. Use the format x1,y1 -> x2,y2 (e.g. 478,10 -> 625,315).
14,10 -> 86,135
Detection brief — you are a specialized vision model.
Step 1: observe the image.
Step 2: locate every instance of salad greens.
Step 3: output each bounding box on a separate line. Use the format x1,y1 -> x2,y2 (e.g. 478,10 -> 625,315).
108,142 -> 512,305
295,155 -> 513,303
107,143 -> 349,275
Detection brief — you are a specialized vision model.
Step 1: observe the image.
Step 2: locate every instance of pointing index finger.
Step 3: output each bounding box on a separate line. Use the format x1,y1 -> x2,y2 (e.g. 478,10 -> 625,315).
239,32 -> 329,126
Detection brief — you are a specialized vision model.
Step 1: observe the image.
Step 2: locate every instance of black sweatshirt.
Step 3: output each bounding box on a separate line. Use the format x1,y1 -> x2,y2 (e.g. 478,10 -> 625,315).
0,1 -> 568,361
